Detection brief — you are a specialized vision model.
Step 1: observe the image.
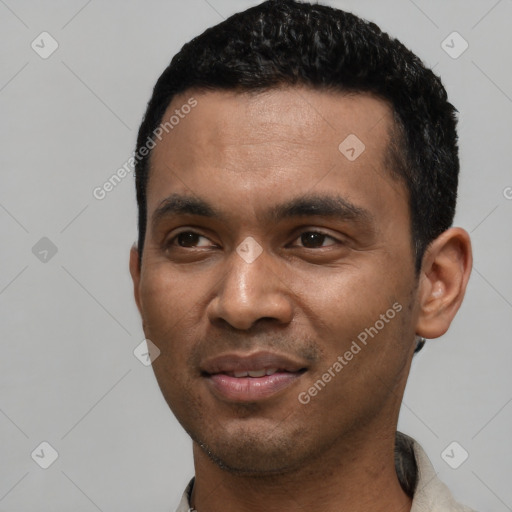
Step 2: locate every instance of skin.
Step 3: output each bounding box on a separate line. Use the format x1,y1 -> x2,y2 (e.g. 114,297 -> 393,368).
130,87 -> 472,512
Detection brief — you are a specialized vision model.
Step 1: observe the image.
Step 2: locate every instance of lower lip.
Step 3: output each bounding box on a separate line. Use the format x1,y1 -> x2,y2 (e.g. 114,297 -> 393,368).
207,372 -> 302,402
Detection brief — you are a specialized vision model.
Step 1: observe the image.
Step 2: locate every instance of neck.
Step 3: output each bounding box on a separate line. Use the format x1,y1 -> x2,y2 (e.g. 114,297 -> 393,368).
190,428 -> 413,512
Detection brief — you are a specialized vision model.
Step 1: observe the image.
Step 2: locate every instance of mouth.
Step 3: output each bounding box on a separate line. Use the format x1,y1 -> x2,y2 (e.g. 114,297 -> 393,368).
201,351 -> 308,402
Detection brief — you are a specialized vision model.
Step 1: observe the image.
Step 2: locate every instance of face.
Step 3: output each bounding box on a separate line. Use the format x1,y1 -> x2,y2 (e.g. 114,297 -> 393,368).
131,87 -> 421,475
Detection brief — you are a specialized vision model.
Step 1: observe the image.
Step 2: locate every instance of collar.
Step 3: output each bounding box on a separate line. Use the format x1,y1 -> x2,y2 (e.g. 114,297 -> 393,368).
175,432 -> 475,512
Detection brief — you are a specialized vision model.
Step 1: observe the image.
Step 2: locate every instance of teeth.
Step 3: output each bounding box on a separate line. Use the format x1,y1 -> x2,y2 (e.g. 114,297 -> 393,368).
231,368 -> 280,378
248,369 -> 266,378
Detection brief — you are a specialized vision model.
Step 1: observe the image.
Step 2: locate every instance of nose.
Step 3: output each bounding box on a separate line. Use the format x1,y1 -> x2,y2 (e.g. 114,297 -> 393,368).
206,242 -> 294,331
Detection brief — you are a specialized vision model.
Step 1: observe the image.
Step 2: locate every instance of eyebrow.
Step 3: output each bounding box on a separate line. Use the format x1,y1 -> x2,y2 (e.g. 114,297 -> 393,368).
152,194 -> 224,230
266,193 -> 372,224
151,192 -> 372,230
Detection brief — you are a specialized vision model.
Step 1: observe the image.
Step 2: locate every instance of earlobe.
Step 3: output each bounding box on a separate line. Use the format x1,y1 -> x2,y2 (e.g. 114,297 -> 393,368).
415,228 -> 472,339
129,243 -> 143,315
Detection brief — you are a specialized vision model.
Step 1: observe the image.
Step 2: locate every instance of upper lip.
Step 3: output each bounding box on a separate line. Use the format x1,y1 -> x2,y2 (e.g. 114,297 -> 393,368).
201,351 -> 308,375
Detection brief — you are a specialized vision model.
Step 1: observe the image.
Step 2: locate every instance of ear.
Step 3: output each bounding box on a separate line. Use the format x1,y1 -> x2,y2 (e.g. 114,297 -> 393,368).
415,228 -> 472,339
129,242 -> 143,315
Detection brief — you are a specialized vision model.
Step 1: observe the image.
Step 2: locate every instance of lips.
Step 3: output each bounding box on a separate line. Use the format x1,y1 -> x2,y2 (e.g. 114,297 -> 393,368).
201,351 -> 307,402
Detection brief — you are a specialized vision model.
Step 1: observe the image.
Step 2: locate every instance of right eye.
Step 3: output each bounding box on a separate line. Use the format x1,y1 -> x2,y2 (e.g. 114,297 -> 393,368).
166,231 -> 214,248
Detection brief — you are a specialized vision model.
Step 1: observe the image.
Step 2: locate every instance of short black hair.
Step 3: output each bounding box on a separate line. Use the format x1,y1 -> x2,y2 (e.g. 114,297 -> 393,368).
134,0 -> 459,271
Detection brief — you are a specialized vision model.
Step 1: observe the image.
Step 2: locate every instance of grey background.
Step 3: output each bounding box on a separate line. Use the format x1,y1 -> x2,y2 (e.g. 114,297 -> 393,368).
1,0 -> 511,510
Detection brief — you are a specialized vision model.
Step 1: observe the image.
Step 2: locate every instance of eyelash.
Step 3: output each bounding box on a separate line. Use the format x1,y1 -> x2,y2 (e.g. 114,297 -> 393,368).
165,229 -> 340,250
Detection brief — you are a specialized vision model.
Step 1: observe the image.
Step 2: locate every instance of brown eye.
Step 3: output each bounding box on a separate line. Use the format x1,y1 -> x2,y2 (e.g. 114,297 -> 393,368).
168,231 -> 212,249
297,231 -> 336,248
176,232 -> 201,247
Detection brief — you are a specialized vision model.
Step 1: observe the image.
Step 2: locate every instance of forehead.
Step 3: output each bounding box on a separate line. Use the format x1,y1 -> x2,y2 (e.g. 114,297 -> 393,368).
153,87 -> 392,164
146,87 -> 407,226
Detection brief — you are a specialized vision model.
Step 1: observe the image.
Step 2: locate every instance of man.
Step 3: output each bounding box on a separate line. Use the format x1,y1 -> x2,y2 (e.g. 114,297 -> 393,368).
129,1 -> 474,510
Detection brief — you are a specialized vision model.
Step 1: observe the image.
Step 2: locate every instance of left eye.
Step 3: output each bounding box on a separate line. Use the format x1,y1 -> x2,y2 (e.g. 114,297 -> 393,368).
172,231 -> 213,248
293,231 -> 337,248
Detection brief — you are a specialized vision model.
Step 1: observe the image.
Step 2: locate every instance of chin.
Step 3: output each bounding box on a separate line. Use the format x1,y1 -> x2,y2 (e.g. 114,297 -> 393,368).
192,426 -> 306,476
201,443 -> 298,475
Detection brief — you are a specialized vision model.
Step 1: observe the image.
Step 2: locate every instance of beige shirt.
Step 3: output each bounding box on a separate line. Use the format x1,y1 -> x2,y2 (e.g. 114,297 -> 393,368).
175,434 -> 476,512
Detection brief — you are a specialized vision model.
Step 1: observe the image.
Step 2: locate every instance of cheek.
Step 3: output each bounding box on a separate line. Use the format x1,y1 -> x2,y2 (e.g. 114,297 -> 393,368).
139,270 -> 202,411
140,263 -> 204,324
139,269 -> 194,357
291,259 -> 410,336
291,259 -> 416,399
